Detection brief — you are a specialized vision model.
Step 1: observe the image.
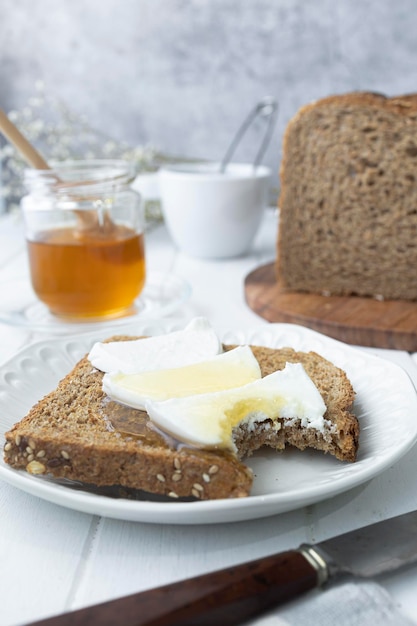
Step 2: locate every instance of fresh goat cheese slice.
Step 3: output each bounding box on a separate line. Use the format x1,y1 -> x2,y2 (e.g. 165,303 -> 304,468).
88,317 -> 222,374
102,346 -> 261,410
145,362 -> 327,450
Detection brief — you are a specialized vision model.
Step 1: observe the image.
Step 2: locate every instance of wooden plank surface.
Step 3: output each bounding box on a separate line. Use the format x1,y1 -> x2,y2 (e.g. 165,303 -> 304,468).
244,262 -> 417,350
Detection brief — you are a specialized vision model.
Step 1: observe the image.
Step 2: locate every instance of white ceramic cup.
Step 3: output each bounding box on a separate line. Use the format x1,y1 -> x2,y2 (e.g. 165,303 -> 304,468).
133,162 -> 271,259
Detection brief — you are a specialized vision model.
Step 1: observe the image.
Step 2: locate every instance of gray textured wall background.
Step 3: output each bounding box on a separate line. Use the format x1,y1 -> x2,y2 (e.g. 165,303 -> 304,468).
2,0 -> 417,190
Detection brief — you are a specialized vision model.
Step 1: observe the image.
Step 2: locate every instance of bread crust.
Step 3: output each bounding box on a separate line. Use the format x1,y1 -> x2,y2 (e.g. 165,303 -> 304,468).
277,91 -> 417,300
3,340 -> 358,500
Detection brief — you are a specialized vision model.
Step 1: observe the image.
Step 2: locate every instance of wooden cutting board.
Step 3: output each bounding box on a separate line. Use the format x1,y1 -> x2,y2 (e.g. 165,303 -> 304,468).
244,262 -> 417,350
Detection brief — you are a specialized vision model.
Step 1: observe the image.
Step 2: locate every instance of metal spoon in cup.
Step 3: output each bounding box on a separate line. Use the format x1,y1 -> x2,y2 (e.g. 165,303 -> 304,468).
220,96 -> 278,174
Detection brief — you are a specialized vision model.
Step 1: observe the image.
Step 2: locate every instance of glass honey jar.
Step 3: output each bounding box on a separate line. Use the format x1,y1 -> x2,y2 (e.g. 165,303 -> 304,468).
21,159 -> 146,320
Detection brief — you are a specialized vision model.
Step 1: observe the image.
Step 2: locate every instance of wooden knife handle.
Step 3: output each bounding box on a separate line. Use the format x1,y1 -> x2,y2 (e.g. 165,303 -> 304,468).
27,550 -> 318,626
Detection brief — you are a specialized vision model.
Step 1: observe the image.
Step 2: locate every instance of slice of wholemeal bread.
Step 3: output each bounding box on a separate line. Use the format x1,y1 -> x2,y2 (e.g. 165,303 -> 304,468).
276,91 -> 417,300
3,339 -> 358,500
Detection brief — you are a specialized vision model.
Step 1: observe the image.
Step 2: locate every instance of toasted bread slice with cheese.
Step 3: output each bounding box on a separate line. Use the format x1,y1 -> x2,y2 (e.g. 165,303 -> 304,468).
3,339 -> 358,500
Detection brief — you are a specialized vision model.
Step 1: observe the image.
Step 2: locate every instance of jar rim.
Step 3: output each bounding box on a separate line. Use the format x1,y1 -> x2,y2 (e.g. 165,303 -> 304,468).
23,159 -> 138,192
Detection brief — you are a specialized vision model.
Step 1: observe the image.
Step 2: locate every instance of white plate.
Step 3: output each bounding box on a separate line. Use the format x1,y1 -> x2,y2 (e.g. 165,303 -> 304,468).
0,323 -> 416,524
0,272 -> 191,334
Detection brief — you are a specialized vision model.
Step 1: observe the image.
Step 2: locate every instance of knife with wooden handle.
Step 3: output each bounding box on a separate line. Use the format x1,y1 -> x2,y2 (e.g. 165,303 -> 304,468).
26,510 -> 417,626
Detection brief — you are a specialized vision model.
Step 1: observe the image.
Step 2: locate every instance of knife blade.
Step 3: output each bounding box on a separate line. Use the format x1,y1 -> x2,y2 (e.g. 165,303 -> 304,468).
26,510 -> 417,626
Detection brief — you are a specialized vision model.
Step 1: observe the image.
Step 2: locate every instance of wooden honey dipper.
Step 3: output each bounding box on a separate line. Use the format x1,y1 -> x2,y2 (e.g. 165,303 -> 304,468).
0,107 -> 115,231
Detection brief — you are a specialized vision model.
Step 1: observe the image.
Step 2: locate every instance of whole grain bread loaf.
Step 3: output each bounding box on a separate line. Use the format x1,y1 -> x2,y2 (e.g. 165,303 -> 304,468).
277,91 -> 417,300
3,340 -> 358,500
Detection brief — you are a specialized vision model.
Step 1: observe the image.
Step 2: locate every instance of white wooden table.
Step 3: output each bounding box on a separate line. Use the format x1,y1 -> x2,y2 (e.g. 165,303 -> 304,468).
1,208 -> 417,625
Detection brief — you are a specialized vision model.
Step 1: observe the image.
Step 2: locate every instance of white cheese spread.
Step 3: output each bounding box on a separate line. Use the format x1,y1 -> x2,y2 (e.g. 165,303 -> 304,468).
88,317 -> 222,374
89,317 -> 328,451
145,362 -> 327,450
102,346 -> 262,410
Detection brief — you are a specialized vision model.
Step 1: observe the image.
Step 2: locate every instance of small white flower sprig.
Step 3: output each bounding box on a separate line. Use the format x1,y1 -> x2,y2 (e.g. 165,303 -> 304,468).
0,81 -> 162,221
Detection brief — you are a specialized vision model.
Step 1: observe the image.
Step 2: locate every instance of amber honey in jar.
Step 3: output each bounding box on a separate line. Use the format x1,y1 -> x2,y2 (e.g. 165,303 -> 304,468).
21,160 -> 146,320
